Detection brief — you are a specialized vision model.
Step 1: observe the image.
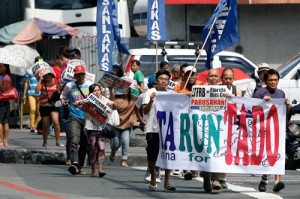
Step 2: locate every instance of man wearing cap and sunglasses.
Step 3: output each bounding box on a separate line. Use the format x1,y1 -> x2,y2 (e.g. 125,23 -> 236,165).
244,63 -> 270,98
60,65 -> 90,175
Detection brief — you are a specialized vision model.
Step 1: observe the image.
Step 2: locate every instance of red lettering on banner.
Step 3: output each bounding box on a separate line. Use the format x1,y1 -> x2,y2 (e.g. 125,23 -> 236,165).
251,106 -> 264,165
224,103 -> 237,165
225,103 -> 280,166
234,104 -> 249,165
266,105 -> 279,166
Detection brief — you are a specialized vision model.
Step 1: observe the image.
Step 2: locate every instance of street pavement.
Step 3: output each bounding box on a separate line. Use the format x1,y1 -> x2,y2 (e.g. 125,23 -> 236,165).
0,128 -> 147,166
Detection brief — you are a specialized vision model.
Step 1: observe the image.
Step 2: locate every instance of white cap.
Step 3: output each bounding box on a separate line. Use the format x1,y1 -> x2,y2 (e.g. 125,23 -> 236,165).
184,66 -> 197,73
257,63 -> 270,72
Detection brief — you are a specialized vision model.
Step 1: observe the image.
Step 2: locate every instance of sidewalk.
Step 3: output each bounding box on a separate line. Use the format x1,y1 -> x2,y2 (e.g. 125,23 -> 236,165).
0,128 -> 148,166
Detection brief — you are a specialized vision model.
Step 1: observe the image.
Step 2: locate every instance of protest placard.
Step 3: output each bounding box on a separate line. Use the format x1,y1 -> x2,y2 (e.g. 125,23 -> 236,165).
190,85 -> 227,111
60,59 -> 94,84
154,93 -> 286,175
31,61 -> 55,78
167,80 -> 176,90
98,72 -> 131,93
81,93 -> 113,127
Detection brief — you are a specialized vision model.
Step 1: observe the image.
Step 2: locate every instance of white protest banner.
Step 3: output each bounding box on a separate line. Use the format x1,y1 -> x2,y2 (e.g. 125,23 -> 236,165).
98,73 -> 131,93
81,93 -> 113,128
154,93 -> 286,175
191,85 -> 227,111
31,61 -> 55,78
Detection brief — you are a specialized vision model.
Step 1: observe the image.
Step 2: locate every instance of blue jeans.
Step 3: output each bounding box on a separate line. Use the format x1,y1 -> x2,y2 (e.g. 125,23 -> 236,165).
67,116 -> 87,167
110,127 -> 130,160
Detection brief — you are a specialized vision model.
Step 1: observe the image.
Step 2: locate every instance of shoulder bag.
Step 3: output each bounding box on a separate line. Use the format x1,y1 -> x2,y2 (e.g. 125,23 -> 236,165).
0,87 -> 18,102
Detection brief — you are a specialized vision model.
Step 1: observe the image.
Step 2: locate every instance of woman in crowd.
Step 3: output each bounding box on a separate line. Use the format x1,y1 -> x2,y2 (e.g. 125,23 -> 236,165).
84,84 -> 114,177
0,63 -> 13,146
35,68 -> 62,148
109,65 -> 137,167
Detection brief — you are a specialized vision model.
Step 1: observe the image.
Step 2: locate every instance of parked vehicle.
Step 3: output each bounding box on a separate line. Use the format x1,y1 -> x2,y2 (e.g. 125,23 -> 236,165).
123,48 -> 258,91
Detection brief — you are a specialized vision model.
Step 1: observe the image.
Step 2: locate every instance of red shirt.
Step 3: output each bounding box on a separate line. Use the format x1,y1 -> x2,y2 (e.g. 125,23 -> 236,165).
52,66 -> 61,82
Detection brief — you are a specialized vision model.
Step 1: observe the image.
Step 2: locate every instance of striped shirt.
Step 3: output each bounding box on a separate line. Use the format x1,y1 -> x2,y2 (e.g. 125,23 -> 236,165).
40,78 -> 58,106
25,69 -> 40,97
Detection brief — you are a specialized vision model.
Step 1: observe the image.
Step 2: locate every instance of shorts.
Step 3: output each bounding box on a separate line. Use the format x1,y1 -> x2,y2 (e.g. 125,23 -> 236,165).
0,102 -> 10,124
40,105 -> 59,117
146,133 -> 160,162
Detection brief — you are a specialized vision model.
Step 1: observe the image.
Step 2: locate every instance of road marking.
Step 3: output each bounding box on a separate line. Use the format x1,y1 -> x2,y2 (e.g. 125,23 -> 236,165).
132,167 -> 283,199
0,181 -> 64,199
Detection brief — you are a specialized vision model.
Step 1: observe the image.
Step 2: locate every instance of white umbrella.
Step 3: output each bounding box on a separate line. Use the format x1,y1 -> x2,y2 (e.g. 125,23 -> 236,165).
3,44 -> 40,75
0,48 -> 27,76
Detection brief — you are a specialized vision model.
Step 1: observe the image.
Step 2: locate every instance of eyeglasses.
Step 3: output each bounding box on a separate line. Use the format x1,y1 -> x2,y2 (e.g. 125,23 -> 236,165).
158,77 -> 169,81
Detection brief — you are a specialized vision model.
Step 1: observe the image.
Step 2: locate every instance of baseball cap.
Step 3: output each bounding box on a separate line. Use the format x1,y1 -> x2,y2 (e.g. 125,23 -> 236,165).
74,65 -> 86,74
147,74 -> 157,88
184,66 -> 197,74
257,63 -> 270,72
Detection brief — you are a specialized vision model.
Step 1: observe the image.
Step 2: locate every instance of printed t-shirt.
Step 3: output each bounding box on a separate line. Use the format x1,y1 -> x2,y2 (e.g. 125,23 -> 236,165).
60,81 -> 90,119
253,87 -> 285,99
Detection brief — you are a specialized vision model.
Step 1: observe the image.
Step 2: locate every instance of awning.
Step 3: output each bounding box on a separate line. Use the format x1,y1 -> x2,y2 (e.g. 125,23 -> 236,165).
165,0 -> 300,4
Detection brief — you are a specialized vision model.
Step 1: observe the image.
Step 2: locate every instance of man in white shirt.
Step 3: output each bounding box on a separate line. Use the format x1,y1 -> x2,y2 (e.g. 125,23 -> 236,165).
143,70 -> 176,191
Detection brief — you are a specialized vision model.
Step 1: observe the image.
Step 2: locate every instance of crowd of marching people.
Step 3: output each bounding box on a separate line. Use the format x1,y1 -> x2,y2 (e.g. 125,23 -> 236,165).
2,45 -> 299,194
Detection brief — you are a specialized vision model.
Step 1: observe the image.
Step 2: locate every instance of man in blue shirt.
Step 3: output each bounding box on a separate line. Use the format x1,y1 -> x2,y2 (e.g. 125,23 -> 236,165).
60,65 -> 90,175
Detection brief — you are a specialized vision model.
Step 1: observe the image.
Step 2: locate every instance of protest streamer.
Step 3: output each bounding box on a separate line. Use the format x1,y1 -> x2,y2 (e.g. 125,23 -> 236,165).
96,0 -> 130,73
154,92 -> 286,175
183,0 -> 239,91
202,0 -> 239,69
98,72 -> 131,93
147,0 -> 168,72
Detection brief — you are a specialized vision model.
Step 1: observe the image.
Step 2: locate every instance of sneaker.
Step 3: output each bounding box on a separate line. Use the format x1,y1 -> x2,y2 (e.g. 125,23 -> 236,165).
172,170 -> 181,175
258,175 -> 269,192
68,164 -> 79,175
30,128 -> 36,134
258,181 -> 268,192
156,173 -> 161,183
273,181 -> 285,192
212,180 -> 222,190
203,176 -> 212,193
56,142 -> 65,147
42,142 -> 47,149
183,172 -> 193,180
144,168 -> 151,182
219,180 -> 228,189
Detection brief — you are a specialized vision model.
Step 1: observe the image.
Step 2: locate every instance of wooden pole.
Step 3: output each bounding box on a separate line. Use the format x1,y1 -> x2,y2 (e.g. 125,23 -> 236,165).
182,17 -> 218,91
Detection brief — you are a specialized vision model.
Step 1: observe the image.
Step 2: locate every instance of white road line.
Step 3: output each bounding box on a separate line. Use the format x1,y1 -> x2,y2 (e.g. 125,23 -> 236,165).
132,167 -> 283,199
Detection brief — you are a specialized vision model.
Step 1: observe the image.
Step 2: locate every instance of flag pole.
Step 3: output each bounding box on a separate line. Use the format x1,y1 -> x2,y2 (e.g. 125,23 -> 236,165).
182,16 -> 218,91
156,41 -> 158,72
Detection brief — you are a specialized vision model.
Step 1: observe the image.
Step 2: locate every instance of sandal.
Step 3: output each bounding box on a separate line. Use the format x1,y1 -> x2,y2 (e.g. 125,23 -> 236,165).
164,184 -> 176,191
79,169 -> 87,175
98,172 -> 106,177
91,173 -> 98,177
148,184 -> 157,191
